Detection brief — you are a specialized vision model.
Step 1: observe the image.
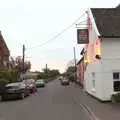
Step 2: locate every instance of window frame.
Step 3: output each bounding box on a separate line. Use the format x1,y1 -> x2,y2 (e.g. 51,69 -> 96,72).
113,72 -> 120,92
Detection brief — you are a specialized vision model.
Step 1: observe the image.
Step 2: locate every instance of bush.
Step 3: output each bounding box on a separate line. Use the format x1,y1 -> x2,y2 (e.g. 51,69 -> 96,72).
111,93 -> 120,102
0,69 -> 18,84
0,78 -> 10,94
0,78 -> 9,85
66,73 -> 75,82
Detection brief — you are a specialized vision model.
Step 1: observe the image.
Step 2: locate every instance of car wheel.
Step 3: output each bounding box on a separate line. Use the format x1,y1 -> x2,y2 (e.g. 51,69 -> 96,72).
20,93 -> 25,99
27,90 -> 30,96
29,88 -> 32,93
33,88 -> 37,93
1,96 -> 6,101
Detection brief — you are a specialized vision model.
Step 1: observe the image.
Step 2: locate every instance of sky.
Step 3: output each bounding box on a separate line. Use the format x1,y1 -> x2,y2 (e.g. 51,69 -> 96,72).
0,0 -> 119,73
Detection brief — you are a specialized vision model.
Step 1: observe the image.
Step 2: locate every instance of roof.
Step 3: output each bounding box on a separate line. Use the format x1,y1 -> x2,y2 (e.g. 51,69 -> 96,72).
116,4 -> 120,8
77,57 -> 84,65
91,8 -> 120,38
0,32 -> 10,55
80,48 -> 84,55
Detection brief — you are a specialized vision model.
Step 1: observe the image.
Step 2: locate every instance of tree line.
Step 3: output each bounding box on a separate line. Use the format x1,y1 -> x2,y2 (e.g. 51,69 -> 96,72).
36,68 -> 60,82
0,56 -> 31,84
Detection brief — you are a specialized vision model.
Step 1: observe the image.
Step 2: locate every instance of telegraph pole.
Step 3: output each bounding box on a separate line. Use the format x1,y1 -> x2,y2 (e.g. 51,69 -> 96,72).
73,47 -> 77,82
46,64 -> 48,74
45,64 -> 48,80
23,44 -> 25,73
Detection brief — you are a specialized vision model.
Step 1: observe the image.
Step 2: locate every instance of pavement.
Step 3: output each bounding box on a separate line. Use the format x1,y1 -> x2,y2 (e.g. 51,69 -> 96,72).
68,83 -> 120,120
0,80 -> 91,120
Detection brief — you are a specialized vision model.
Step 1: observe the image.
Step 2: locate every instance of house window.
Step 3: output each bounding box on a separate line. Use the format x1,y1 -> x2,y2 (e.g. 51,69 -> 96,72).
93,79 -> 95,89
113,72 -> 119,79
113,72 -> 120,91
92,72 -> 96,91
114,81 -> 120,91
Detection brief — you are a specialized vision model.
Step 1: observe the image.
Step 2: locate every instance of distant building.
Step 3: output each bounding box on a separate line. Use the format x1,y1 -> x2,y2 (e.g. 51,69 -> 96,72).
0,31 -> 10,69
76,57 -> 84,86
79,8 -> 120,101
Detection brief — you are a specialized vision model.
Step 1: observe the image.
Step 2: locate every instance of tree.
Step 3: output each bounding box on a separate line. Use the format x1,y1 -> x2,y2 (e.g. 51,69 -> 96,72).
47,69 -> 60,78
0,69 -> 18,86
65,59 -> 78,82
66,59 -> 78,68
66,66 -> 75,82
66,59 -> 75,68
67,66 -> 75,73
0,56 -> 31,85
9,56 -> 31,72
42,68 -> 50,74
37,68 -> 60,82
9,56 -> 31,78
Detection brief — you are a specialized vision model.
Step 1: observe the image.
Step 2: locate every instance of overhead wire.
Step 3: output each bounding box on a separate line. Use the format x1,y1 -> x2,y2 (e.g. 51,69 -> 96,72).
26,12 -> 86,50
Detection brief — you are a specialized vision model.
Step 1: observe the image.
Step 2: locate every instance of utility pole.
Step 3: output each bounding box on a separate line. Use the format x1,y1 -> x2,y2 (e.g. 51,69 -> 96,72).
23,44 -> 25,73
46,64 -> 48,74
73,47 -> 77,82
45,64 -> 48,80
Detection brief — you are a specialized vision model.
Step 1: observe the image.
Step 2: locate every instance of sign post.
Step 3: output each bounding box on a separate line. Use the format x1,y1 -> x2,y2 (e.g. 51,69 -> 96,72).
77,29 -> 89,44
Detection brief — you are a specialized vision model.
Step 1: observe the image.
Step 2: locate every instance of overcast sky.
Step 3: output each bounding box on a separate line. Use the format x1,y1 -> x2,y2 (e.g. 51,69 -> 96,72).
0,0 -> 119,72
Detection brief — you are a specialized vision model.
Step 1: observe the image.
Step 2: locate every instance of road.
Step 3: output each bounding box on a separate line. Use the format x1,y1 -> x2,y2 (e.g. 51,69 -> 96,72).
0,80 -> 91,120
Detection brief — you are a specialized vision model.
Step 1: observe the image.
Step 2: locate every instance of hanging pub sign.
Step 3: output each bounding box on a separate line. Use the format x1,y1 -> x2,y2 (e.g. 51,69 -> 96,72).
77,29 -> 89,44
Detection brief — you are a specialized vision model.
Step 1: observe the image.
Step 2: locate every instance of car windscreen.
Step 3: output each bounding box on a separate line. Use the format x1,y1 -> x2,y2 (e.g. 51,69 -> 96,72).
36,80 -> 44,82
5,85 -> 19,89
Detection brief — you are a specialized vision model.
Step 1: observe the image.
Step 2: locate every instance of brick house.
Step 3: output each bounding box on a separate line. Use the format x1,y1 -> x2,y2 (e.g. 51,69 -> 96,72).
80,8 -> 120,101
0,31 -> 10,69
76,48 -> 85,86
77,56 -> 84,86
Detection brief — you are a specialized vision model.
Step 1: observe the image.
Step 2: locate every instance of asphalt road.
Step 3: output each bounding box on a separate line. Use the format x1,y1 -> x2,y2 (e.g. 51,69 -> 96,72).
0,80 -> 90,120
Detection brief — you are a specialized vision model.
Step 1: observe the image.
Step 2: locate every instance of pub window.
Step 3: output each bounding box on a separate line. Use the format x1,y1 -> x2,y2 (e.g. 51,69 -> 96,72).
114,81 -> 120,91
113,72 -> 120,91
92,72 -> 95,89
113,72 -> 119,79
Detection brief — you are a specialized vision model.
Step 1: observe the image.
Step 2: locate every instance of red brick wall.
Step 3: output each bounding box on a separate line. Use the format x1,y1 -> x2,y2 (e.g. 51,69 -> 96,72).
0,33 -> 10,69
77,58 -> 84,86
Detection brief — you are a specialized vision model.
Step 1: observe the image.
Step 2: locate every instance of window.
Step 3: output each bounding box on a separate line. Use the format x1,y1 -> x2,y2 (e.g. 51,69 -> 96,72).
92,72 -> 95,90
92,79 -> 95,89
113,72 -> 120,91
114,81 -> 120,91
113,72 -> 119,79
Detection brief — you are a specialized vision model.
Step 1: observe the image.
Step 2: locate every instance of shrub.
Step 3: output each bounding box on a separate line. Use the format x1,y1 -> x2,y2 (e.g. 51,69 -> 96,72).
111,93 -> 120,102
0,78 -> 9,84
0,69 -> 18,84
0,78 -> 10,95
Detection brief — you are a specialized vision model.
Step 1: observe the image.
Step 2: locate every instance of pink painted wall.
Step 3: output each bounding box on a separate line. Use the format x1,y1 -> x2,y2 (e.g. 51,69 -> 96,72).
77,58 -> 84,86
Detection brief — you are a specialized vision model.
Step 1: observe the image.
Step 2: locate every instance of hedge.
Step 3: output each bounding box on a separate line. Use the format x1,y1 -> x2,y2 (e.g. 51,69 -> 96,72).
0,69 -> 18,84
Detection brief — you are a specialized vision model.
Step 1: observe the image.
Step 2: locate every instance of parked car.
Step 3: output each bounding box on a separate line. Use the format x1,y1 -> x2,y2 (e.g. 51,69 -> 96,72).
23,79 -> 37,93
59,76 -> 63,81
36,79 -> 45,87
1,82 -> 30,101
61,79 -> 69,85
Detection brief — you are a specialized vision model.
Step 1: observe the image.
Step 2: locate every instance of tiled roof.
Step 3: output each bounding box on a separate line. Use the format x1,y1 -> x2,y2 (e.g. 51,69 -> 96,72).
91,8 -> 120,37
0,32 -> 10,55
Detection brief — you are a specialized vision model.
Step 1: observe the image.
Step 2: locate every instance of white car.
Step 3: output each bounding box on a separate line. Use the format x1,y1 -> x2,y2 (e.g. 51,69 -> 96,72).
61,79 -> 69,85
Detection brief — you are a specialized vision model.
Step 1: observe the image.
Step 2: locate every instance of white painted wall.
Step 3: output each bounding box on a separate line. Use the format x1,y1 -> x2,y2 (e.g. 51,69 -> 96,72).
84,9 -> 120,101
101,38 -> 120,100
85,37 -> 120,101
84,18 -> 104,100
